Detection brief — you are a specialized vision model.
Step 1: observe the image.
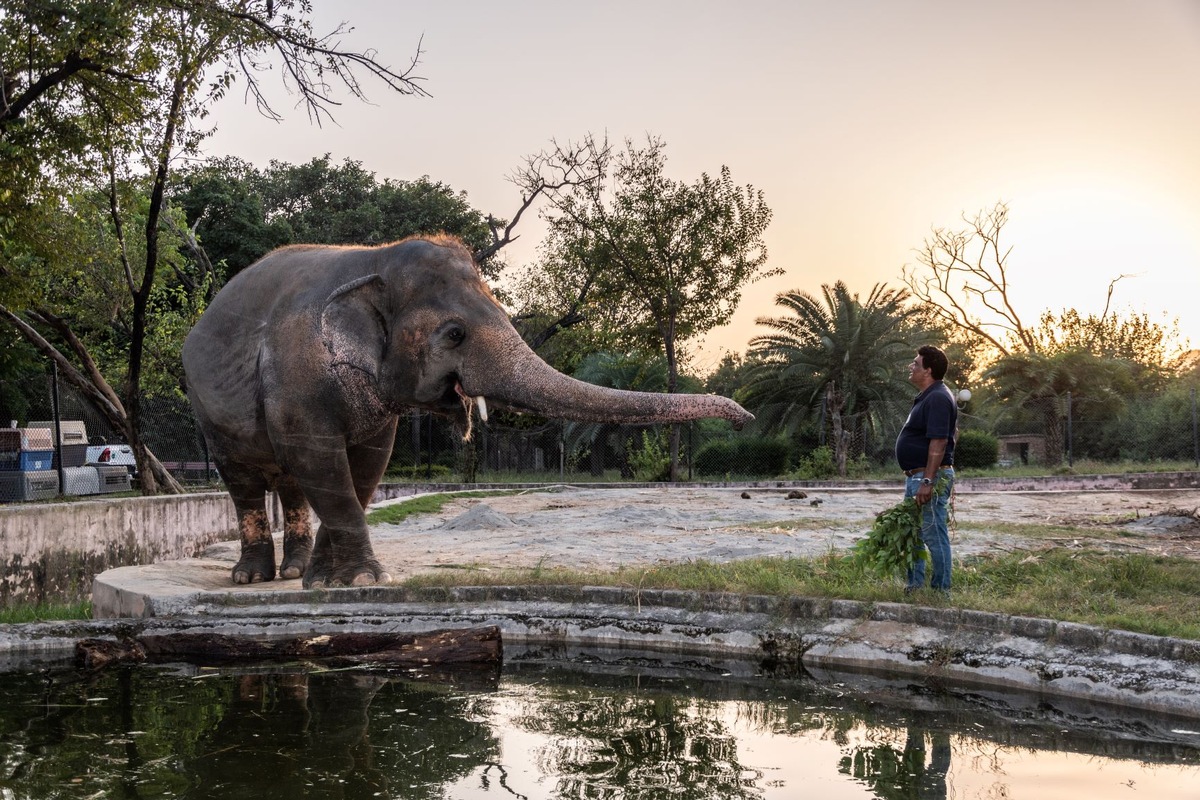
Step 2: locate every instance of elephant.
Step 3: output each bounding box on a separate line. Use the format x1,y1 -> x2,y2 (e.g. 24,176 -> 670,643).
181,234 -> 753,588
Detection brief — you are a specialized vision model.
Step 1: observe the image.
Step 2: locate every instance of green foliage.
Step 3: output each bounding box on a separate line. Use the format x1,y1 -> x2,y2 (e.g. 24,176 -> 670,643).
694,436 -> 791,477
791,445 -> 870,479
385,463 -> 453,481
0,600 -> 91,623
1035,307 -> 1182,386
743,281 -> 927,477
853,498 -> 929,576
173,156 -> 501,284
954,429 -> 999,469
515,135 -> 774,383
625,429 -> 671,481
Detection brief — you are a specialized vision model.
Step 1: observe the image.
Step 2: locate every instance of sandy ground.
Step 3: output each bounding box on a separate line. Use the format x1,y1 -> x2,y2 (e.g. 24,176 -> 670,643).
323,485 -> 1200,581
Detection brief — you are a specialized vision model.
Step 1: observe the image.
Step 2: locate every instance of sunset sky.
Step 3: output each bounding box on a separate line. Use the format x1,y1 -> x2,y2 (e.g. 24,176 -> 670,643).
205,0 -> 1200,372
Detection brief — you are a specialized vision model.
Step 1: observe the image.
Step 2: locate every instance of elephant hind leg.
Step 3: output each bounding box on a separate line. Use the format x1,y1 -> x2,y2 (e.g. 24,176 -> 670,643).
276,475 -> 313,580
221,461 -> 276,585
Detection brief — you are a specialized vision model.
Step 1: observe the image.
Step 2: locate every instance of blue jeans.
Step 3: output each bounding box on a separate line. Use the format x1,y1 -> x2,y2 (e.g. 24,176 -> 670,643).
904,468 -> 955,592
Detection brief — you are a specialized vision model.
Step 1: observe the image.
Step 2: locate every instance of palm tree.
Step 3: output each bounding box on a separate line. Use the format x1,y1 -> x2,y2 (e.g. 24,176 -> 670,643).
983,349 -> 1135,464
563,351 -> 671,477
743,282 -> 921,475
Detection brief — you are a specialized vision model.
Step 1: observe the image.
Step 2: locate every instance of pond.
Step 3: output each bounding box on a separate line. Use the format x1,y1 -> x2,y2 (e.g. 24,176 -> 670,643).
1,646 -> 1198,799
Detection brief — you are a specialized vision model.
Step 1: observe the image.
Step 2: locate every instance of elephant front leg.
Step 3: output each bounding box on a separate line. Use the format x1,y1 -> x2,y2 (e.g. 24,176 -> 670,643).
233,508 -> 276,584
277,479 -> 314,580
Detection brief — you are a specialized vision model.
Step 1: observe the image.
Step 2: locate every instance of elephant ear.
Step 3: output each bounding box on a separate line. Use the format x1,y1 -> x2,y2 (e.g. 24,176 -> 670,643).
320,274 -> 387,379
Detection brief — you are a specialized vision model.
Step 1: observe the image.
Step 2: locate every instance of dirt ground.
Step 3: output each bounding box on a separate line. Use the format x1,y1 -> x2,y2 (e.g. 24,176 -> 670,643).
353,485 -> 1200,581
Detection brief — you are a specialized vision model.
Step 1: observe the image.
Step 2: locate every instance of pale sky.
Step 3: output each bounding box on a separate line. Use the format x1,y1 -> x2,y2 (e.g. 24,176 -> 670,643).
205,0 -> 1200,372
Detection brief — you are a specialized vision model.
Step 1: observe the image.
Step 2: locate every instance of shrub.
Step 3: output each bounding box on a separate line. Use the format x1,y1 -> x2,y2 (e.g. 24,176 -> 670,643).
694,436 -> 790,477
694,440 -> 734,476
385,463 -> 453,481
626,430 -> 671,481
790,445 -> 872,479
955,429 -> 999,469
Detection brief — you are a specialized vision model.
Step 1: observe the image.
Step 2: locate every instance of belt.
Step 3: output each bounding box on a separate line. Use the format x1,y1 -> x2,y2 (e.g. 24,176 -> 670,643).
904,466 -> 953,477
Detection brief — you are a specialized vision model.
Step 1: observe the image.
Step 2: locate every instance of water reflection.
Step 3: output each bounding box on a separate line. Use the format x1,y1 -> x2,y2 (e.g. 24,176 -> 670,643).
840,727 -> 951,799
0,649 -> 1197,799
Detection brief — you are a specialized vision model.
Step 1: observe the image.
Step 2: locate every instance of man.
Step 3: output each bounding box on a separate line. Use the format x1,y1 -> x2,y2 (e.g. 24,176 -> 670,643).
895,345 -> 958,593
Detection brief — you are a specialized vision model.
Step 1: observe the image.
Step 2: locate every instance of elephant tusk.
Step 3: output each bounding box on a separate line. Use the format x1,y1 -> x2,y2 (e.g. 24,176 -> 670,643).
476,395 -> 488,422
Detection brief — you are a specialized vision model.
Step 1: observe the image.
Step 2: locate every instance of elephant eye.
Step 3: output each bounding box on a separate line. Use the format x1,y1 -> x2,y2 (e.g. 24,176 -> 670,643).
446,324 -> 466,346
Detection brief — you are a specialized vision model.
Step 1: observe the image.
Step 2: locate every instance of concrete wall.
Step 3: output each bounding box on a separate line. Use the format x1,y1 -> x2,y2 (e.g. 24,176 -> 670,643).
0,492 -> 280,606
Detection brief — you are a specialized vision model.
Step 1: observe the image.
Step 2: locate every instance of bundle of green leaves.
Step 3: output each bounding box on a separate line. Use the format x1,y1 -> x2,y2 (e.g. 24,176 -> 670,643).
854,497 -> 928,576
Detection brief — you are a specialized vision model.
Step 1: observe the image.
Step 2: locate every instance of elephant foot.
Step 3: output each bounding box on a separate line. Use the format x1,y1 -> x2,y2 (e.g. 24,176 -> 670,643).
336,558 -> 391,587
232,541 -> 276,585
302,552 -> 333,589
302,557 -> 389,588
279,537 -> 313,580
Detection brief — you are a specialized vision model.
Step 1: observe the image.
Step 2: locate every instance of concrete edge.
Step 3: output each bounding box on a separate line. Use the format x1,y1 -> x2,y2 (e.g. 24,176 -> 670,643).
5,585 -> 1199,720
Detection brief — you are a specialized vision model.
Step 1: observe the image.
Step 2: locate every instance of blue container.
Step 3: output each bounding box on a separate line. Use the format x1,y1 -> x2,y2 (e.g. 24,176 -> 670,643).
0,450 -> 54,471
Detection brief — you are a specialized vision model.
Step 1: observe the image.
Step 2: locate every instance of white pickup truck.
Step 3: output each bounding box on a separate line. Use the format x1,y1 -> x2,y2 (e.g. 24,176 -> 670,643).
86,443 -> 138,477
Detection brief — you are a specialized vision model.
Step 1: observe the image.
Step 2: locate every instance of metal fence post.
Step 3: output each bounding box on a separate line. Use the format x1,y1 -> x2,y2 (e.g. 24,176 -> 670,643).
52,362 -> 64,497
1065,388 -> 1075,465
425,412 -> 433,480
1192,387 -> 1198,468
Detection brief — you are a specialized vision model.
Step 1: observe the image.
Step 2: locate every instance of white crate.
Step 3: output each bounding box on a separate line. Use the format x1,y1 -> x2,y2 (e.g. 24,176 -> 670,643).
28,420 -> 89,445
62,465 -> 101,496
95,464 -> 131,493
0,470 -> 59,502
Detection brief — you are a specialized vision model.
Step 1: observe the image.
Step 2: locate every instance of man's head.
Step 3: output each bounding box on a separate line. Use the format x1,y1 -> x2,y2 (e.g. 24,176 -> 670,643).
909,345 -> 949,388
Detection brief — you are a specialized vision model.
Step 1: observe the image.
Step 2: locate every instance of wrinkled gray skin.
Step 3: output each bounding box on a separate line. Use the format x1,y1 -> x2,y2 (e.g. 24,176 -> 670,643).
182,235 -> 753,588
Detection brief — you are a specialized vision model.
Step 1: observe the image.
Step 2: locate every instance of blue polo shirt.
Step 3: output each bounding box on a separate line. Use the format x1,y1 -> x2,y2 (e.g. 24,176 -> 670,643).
895,381 -> 957,471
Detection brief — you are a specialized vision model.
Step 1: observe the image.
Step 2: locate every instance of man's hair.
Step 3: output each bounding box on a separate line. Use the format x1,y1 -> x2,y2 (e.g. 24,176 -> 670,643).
918,345 -> 949,380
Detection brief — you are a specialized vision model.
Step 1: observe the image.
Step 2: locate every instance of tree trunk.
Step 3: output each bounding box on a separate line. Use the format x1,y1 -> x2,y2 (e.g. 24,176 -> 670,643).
76,625 -> 503,670
826,383 -> 849,477
1040,398 -> 1064,465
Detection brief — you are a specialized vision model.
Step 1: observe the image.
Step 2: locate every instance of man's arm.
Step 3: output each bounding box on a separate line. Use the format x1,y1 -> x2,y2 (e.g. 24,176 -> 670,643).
915,438 -> 948,505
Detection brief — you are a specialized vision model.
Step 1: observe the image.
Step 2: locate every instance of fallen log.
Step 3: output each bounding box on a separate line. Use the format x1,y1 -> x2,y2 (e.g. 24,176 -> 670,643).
76,625 -> 502,670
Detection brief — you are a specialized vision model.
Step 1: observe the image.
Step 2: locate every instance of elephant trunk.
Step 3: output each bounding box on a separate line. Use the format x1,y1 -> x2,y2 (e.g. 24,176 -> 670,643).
461,332 -> 753,429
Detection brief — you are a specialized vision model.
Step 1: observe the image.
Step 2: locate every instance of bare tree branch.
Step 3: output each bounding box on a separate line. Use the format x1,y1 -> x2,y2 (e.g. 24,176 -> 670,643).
903,201 -> 1037,356
476,135 -> 611,264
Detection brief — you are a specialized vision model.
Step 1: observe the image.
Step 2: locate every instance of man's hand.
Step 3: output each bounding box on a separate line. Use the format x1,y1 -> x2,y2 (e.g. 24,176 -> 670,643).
915,481 -> 933,505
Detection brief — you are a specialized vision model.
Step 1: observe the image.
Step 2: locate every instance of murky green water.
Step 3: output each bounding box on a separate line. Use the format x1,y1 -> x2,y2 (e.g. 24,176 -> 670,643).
1,647 -> 1198,799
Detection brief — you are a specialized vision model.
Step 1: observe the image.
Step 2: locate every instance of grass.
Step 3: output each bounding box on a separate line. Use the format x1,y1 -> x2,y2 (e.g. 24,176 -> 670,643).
398,549 -> 1200,642
366,489 -> 526,525
0,600 -> 92,624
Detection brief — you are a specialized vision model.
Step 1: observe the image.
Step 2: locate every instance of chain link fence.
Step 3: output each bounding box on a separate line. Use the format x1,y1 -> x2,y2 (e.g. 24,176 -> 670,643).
2,373 -> 1198,502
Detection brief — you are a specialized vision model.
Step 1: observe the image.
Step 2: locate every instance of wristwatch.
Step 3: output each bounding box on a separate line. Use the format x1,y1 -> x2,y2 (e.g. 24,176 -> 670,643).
920,477 -> 933,485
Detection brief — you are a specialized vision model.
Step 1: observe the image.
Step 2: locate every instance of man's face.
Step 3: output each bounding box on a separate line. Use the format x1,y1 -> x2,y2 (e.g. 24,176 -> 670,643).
908,354 -> 930,387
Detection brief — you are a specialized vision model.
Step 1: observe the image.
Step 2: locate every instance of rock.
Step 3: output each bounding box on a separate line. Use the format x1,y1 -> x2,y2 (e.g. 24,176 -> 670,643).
786,490 -> 807,500
810,498 -> 823,507
741,491 -> 751,499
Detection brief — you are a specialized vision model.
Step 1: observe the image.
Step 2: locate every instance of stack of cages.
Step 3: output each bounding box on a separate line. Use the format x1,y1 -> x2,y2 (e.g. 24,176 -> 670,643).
0,419 -> 131,502
0,425 -> 57,502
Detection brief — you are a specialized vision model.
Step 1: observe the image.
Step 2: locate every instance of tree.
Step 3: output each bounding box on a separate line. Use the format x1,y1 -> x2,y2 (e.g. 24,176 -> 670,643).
516,135 -> 775,479
743,282 -> 921,476
0,0 -> 426,493
983,349 -> 1136,464
903,202 -> 1038,357
563,351 -> 672,478
173,155 -> 500,284
1034,305 -> 1182,388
